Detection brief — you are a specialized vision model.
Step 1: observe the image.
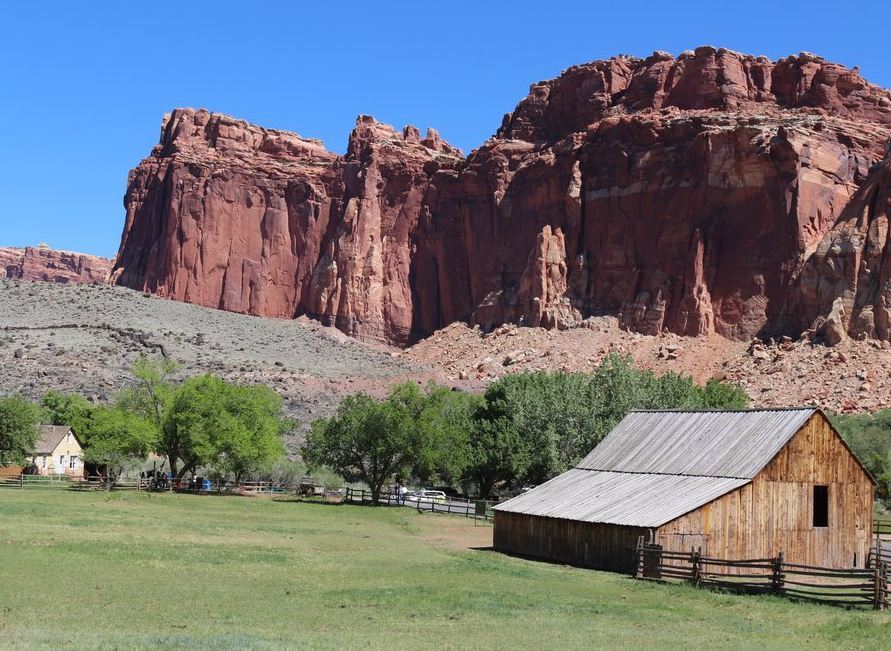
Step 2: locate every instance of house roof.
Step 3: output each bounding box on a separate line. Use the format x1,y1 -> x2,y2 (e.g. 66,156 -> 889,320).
34,425 -> 76,455
495,408 -> 821,527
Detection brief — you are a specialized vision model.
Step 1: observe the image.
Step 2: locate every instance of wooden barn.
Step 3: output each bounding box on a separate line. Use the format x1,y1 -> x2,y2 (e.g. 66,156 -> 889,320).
493,408 -> 874,573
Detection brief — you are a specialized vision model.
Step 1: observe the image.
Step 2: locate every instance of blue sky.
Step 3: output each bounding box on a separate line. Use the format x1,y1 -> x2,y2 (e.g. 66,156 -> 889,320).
2,0 -> 889,257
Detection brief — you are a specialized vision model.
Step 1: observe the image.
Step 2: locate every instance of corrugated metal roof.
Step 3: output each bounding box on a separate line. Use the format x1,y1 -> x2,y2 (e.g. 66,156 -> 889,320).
577,408 -> 816,479
496,408 -> 818,527
495,468 -> 749,527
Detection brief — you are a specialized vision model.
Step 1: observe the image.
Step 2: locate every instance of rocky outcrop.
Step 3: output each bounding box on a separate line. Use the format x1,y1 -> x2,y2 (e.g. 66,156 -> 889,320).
113,47 -> 891,345
112,109 -> 462,344
0,246 -> 112,284
790,143 -> 891,343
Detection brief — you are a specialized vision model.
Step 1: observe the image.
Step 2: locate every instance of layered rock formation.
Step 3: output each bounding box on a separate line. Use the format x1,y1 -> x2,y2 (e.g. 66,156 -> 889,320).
790,143 -> 891,344
0,246 -> 112,284
113,47 -> 891,345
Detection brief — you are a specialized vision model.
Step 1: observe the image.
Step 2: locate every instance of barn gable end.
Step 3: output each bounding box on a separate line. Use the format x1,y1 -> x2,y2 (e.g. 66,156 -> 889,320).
656,412 -> 874,567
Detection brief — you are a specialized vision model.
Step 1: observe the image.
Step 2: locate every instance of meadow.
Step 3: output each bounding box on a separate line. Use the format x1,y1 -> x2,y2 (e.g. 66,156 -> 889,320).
0,490 -> 888,650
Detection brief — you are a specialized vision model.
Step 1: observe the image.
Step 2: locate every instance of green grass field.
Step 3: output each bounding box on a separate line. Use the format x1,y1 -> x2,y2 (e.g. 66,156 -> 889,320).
0,491 -> 888,650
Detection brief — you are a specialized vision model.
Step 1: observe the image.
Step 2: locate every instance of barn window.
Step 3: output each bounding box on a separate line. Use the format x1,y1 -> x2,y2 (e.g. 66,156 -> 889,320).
813,485 -> 829,527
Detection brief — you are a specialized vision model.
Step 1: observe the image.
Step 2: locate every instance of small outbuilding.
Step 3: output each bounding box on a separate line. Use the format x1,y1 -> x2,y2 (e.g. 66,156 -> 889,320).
494,408 -> 874,572
31,425 -> 84,477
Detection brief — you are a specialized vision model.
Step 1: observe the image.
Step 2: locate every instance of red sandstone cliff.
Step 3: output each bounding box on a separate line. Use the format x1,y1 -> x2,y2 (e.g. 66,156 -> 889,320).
112,47 -> 891,345
0,246 -> 112,284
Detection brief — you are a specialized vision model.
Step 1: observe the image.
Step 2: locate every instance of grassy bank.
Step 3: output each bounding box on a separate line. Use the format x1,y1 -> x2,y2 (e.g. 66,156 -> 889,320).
0,491 -> 888,649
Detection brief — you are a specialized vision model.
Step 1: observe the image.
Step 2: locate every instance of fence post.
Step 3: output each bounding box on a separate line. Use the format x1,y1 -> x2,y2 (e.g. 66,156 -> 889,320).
633,536 -> 643,578
882,562 -> 888,611
771,551 -> 784,595
691,547 -> 701,587
20,474 -> 24,489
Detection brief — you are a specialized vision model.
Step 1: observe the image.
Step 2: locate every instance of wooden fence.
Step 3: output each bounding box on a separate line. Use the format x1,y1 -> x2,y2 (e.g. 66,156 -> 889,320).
875,517 -> 891,537
634,539 -> 889,609
0,475 -> 76,489
344,487 -> 495,521
0,474 -> 256,493
0,475 -> 144,491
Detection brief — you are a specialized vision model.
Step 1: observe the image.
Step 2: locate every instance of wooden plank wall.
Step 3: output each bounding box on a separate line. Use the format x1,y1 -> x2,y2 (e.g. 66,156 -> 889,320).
493,511 -> 646,572
657,413 -> 873,569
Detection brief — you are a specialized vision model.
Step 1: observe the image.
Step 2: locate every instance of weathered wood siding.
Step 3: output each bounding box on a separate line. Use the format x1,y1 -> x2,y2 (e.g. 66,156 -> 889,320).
656,412 -> 873,568
493,510 -> 646,572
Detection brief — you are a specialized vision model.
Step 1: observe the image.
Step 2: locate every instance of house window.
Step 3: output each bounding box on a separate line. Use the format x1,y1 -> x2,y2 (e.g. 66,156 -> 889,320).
59,455 -> 64,467
70,456 -> 78,469
813,485 -> 829,527
67,432 -> 71,443
41,456 -> 46,468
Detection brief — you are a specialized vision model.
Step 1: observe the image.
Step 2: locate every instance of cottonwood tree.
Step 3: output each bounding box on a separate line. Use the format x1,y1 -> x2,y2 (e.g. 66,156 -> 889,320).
162,375 -> 287,481
833,410 -> 891,503
83,406 -> 156,480
407,384 -> 482,487
302,383 -> 430,504
0,396 -> 41,466
118,356 -> 178,435
41,391 -> 97,444
462,355 -> 751,495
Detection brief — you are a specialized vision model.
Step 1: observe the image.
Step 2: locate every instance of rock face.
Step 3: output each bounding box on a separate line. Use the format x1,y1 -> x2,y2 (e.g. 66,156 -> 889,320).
0,246 -> 112,284
113,47 -> 891,345
790,143 -> 891,343
112,109 -> 462,344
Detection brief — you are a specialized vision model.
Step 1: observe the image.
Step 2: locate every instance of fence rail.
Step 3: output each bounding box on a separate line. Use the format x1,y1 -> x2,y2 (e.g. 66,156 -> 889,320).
343,488 -> 495,521
0,475 -> 74,489
633,539 -> 888,610
0,474 -> 292,494
876,518 -> 891,537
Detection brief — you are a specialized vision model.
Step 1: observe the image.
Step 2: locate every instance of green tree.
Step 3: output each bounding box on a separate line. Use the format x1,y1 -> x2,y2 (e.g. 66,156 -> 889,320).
832,410 -> 891,503
697,378 -> 750,410
117,356 -> 178,472
462,355 -> 750,495
463,403 -> 530,499
408,384 -> 482,486
83,406 -> 156,479
163,375 -> 287,481
302,383 -> 430,504
0,396 -> 41,466
205,381 -> 289,482
41,391 -> 97,444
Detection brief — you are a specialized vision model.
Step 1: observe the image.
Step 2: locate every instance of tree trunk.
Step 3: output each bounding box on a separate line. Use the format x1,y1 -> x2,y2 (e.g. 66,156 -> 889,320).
479,475 -> 496,500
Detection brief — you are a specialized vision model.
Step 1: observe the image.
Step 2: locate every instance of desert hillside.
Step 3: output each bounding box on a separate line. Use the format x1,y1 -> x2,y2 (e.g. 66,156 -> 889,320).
3,279 -> 889,429
0,280 -> 433,450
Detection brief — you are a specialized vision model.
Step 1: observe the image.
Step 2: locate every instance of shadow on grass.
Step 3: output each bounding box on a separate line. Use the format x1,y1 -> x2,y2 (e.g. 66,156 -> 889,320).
271,497 -> 403,508
489,547 -> 634,574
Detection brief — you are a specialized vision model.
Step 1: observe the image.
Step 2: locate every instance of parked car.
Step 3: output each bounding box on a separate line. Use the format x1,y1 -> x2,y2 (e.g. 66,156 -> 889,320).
414,490 -> 447,504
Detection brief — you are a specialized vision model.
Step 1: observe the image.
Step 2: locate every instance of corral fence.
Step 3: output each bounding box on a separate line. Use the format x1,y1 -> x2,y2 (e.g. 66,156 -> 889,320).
875,517 -> 891,537
0,475 -> 143,491
0,474 -> 298,494
343,487 -> 495,521
633,537 -> 889,610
